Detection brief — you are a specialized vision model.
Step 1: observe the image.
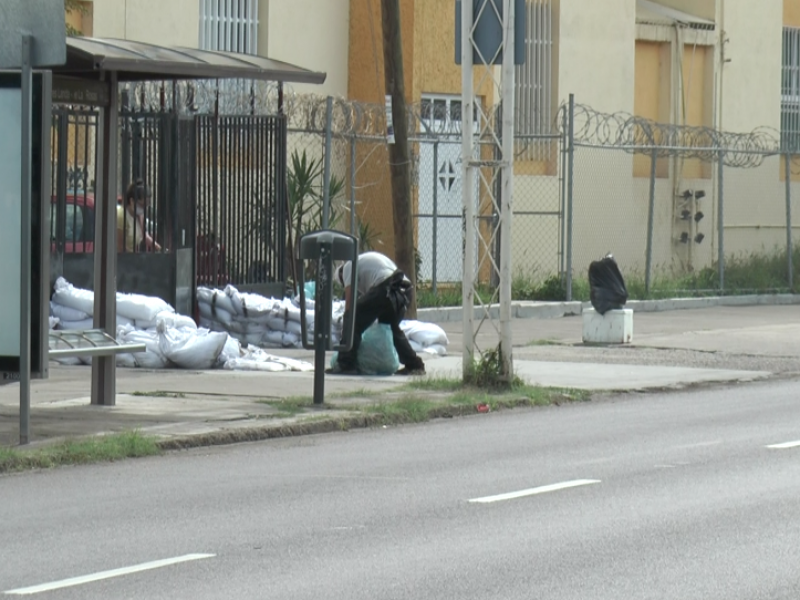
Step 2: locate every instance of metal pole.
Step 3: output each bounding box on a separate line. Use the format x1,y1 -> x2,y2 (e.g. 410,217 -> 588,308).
349,134 -> 356,236
786,152 -> 794,290
717,148 -> 725,291
432,139 -> 439,295
645,148 -> 657,295
559,106 -> 567,279
313,243 -> 333,405
499,0 -> 516,380
322,95 -> 333,230
565,94 -> 575,302
19,35 -> 32,445
461,0 -> 475,377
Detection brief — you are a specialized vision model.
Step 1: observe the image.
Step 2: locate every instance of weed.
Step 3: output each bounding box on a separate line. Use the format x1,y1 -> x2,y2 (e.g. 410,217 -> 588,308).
0,431 -> 161,473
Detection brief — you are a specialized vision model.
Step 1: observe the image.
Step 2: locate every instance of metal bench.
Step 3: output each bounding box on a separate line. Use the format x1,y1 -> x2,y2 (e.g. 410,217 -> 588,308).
49,329 -> 146,359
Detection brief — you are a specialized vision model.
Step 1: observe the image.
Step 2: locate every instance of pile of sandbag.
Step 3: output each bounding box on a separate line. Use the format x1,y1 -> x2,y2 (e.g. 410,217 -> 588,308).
197,285 -> 346,349
48,278 -> 312,372
198,283 -> 449,357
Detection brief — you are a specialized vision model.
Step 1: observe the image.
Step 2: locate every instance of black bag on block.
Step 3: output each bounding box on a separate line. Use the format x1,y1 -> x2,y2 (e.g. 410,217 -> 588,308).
588,255 -> 628,315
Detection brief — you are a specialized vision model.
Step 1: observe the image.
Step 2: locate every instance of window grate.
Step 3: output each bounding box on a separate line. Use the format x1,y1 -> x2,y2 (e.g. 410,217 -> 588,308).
199,0 -> 259,55
514,0 -> 555,162
782,27 -> 800,153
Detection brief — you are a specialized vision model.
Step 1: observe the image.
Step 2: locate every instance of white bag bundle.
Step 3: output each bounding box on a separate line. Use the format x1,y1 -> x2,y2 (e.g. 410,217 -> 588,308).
156,323 -> 227,370
223,358 -> 290,372
118,328 -> 170,369
52,277 -> 95,315
197,286 -> 237,315
153,311 -> 197,331
224,285 -> 277,320
116,290 -> 174,323
400,320 -> 449,348
59,318 -> 95,330
50,302 -> 90,322
48,316 -> 60,330
217,334 -> 244,367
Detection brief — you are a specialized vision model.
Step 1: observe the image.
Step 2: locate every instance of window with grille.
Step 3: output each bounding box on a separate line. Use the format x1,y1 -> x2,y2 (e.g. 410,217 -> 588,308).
199,0 -> 259,54
783,27 -> 800,153
515,0 -> 554,137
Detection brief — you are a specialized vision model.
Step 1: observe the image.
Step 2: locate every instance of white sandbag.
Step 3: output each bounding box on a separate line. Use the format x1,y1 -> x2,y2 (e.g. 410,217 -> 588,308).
52,277 -> 95,315
223,358 -> 290,372
261,330 -> 284,347
415,343 -> 446,356
400,320 -> 449,348
119,329 -> 170,369
52,356 -> 82,366
244,332 -> 265,346
59,318 -> 95,330
116,291 -> 173,322
50,302 -> 90,322
157,326 -> 227,370
217,334 -> 243,367
225,285 -> 278,319
281,331 -> 301,348
197,287 -> 237,316
49,316 -> 60,330
197,300 -> 233,326
265,316 -> 306,336
115,353 -> 138,368
153,311 -> 198,332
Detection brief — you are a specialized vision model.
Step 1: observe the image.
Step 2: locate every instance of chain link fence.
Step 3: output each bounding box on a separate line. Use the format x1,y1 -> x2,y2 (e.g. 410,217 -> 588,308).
115,81 -> 800,301
565,99 -> 800,299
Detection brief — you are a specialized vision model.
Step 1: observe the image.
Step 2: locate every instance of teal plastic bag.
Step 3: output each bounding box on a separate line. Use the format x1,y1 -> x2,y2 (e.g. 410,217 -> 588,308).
330,322 -> 400,375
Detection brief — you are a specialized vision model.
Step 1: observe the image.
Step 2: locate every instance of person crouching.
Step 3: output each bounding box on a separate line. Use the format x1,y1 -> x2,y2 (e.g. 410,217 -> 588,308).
329,251 -> 426,376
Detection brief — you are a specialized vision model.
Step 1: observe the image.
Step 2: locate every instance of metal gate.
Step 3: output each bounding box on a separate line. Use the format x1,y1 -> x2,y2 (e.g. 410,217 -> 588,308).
196,114 -> 287,288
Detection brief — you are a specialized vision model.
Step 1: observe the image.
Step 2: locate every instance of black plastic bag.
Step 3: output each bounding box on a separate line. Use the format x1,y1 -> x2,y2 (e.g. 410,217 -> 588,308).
588,255 -> 628,315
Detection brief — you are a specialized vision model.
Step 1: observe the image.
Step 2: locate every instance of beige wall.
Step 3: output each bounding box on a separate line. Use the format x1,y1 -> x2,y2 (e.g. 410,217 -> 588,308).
267,0 -> 350,96
719,0 -> 782,133
557,0 -> 636,112
655,0 -> 716,22
91,0 -> 200,47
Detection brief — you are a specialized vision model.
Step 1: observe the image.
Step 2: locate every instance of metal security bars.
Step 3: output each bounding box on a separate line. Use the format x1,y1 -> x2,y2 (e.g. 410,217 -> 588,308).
199,0 -> 260,54
515,0 -> 553,139
196,114 -> 287,287
782,27 -> 800,153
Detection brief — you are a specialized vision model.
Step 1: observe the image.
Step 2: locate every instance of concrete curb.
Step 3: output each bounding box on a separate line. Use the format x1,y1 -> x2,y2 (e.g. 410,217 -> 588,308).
417,294 -> 800,322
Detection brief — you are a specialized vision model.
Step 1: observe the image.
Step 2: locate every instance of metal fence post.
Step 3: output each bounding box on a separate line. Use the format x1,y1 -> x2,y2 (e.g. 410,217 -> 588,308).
432,139 -> 439,294
350,134 -> 356,236
717,148 -> 725,292
786,152 -> 794,290
645,148 -> 657,295
565,94 -> 575,302
322,95 -> 333,229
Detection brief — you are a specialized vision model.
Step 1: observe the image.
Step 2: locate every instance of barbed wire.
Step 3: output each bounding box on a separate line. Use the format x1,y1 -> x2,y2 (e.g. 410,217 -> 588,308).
118,80 -> 800,171
563,103 -> 783,169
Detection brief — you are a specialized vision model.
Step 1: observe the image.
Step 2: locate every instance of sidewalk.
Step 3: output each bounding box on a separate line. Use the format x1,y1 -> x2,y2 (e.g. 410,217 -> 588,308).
3,302 -> 799,448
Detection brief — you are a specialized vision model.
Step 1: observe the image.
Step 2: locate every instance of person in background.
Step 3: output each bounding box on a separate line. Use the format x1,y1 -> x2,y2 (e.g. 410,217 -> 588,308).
329,251 -> 426,376
116,178 -> 161,253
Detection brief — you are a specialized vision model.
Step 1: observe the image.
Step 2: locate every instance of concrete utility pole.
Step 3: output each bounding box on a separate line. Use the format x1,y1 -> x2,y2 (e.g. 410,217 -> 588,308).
380,0 -> 417,318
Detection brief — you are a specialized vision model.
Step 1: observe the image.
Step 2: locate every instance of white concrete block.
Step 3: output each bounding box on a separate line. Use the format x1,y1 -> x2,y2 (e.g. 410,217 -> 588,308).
582,307 -> 633,344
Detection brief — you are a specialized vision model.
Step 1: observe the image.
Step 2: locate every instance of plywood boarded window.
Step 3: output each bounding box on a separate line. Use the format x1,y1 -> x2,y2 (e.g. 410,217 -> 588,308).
633,40 -> 671,178
678,43 -> 713,180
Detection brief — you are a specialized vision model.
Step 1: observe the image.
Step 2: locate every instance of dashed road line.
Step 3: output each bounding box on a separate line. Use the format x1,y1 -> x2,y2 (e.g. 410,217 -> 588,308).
468,479 -> 601,504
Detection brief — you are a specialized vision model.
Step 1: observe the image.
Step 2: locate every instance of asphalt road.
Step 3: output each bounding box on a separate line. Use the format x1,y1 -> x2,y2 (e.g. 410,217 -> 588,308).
2,380 -> 800,599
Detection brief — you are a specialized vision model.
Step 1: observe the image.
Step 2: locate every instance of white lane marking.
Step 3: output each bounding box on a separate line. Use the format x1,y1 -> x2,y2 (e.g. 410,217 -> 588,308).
766,440 -> 800,449
468,479 -> 601,504
674,440 -> 723,450
4,553 -> 215,596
